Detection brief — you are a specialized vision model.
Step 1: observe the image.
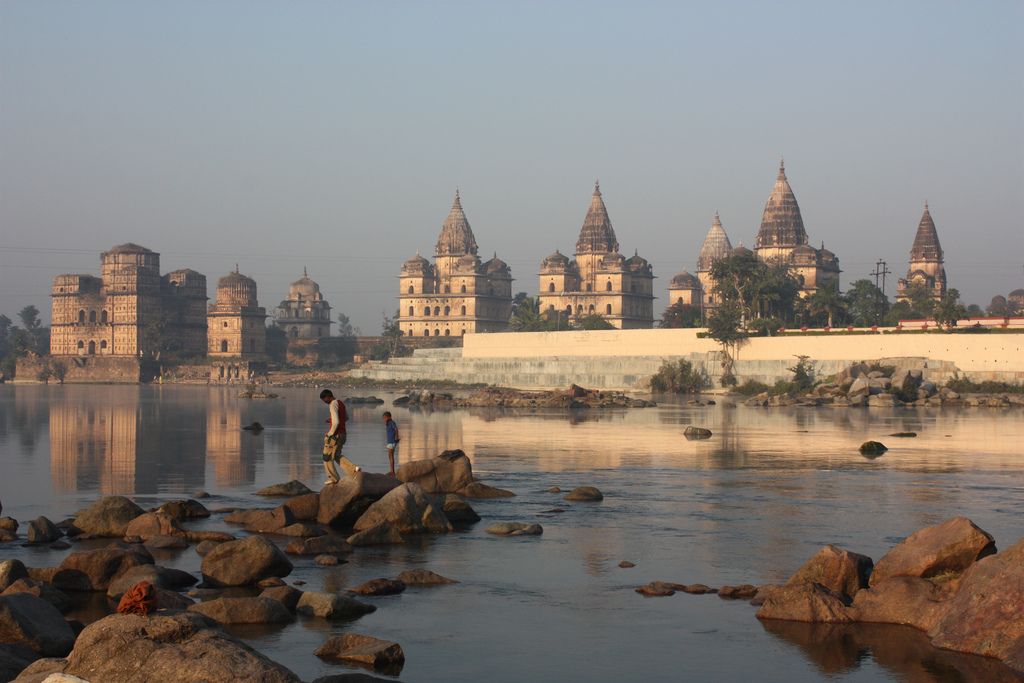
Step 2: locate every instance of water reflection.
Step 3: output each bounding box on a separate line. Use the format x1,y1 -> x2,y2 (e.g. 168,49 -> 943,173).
760,619 -> 1022,682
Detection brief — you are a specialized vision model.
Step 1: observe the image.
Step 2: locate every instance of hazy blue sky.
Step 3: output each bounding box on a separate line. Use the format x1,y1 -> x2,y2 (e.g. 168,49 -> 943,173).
2,1 -> 1021,333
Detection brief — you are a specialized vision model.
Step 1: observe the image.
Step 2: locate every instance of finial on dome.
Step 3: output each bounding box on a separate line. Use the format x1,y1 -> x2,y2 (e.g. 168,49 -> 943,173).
925,200 -> 929,210
303,266 -> 307,278
594,179 -> 601,195
778,157 -> 786,179
235,264 -> 239,273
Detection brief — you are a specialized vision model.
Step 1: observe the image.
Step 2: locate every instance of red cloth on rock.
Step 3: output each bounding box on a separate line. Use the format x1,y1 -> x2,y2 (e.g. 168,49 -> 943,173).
117,580 -> 159,616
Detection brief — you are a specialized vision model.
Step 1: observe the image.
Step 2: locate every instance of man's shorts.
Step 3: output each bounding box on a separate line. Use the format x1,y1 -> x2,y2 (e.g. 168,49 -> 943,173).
323,433 -> 347,461
387,442 -> 398,451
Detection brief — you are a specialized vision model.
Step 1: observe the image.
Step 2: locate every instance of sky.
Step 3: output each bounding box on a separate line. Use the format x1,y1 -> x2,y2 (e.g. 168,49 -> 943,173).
1,0 -> 1022,334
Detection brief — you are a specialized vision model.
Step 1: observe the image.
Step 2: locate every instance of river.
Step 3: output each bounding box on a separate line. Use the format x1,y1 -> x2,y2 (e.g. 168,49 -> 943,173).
1,384 -> 1022,682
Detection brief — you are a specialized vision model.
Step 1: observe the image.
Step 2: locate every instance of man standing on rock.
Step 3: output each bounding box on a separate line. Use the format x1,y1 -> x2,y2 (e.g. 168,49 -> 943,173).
320,389 -> 359,484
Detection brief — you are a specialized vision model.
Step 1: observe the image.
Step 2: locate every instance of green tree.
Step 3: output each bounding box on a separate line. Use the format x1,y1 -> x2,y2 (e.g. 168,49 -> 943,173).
377,310 -> 403,359
18,305 -> 40,331
50,359 -> 69,384
804,281 -> 848,328
706,300 -> 746,380
650,359 -> 706,393
709,252 -> 800,325
933,288 -> 967,329
139,305 -> 183,362
577,313 -> 615,330
659,303 -> 703,329
509,296 -> 544,331
844,279 -> 888,327
336,312 -> 355,338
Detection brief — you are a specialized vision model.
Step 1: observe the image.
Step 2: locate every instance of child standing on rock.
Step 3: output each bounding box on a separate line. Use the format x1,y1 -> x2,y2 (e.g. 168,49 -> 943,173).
383,411 -> 400,476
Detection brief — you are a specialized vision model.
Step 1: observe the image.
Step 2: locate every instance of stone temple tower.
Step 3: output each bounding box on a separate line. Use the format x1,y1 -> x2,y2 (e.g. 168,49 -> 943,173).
897,202 -> 947,303
208,267 -> 266,356
694,211 -> 733,308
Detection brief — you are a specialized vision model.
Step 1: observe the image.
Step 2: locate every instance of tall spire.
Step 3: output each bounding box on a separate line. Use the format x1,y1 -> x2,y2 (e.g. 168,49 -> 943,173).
757,158 -> 808,249
435,189 -> 478,257
697,212 -> 733,272
910,202 -> 943,262
576,180 -> 618,254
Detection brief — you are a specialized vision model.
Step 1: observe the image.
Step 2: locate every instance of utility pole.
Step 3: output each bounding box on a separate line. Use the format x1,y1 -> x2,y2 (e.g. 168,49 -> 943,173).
870,260 -> 891,325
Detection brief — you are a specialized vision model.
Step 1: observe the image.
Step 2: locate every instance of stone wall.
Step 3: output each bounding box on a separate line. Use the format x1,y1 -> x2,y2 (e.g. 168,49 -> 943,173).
13,355 -> 146,384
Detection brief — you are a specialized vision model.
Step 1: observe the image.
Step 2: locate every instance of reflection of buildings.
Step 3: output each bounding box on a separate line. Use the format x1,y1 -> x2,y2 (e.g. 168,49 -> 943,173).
205,391 -> 259,488
48,387 -> 207,495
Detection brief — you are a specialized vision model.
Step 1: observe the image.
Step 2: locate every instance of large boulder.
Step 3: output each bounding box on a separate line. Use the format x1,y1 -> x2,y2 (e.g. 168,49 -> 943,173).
435,494 -> 481,523
317,472 -> 403,528
755,582 -> 855,623
347,522 -> 405,546
850,576 -> 951,632
283,493 -> 320,521
395,450 -> 473,494
786,545 -> 873,600
2,578 -> 74,614
26,517 -> 62,544
927,537 -> 1024,665
188,597 -> 294,625
52,548 -> 151,592
243,505 -> 297,534
73,496 -> 145,537
0,643 -> 39,683
0,560 -> 31,591
0,593 -> 77,656
314,634 -> 405,670
124,512 -> 189,541
106,564 -> 199,598
295,592 -> 376,619
255,480 -> 314,497
200,535 -> 293,587
49,611 -> 301,682
156,499 -> 211,520
870,517 -> 996,586
352,482 -> 452,535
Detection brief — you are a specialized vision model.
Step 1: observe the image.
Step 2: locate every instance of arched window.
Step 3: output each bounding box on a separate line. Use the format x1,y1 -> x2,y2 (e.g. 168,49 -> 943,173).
409,306 -> 415,316
549,305 -> 555,311
434,306 -> 440,316
586,283 -> 592,292
100,340 -> 107,351
461,284 -> 467,293
606,281 -> 612,291
290,327 -> 298,337
678,298 -> 683,305
424,307 -> 430,316
565,305 -> 572,315
223,321 -> 228,328
101,310 -> 108,323
606,304 -> 612,315
220,340 -> 228,353
88,341 -> 96,355
445,285 -> 450,293
589,305 -> 595,313
461,329 -> 466,335
88,310 -> 96,323
408,285 -> 414,294
77,341 -> 84,349
424,330 -> 429,337
577,305 -> 583,315
444,306 -> 450,316
549,282 -> 555,292
78,310 -> 85,323
631,283 -> 637,293
444,329 -> 450,336
434,329 -> 439,336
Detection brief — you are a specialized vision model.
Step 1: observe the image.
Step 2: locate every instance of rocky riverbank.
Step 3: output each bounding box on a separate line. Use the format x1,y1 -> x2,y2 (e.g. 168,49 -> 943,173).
393,384 -> 656,409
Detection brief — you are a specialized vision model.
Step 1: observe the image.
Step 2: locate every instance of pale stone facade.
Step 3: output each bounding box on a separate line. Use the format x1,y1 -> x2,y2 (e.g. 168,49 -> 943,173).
897,202 -> 947,303
538,182 -> 655,328
667,270 -> 702,307
208,268 -> 266,357
50,243 -> 207,357
754,161 -> 840,295
398,191 -> 513,338
274,268 -> 333,339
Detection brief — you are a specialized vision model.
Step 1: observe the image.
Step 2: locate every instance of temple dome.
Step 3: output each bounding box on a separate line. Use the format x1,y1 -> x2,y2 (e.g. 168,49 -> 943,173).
106,243 -> 153,255
216,268 -> 258,306
289,268 -> 320,299
575,181 -> 619,255
910,202 -> 944,262
671,269 -> 700,288
697,212 -> 733,272
541,250 -> 571,270
401,252 -> 433,275
756,159 -> 808,250
731,242 -> 753,257
456,254 -> 482,273
435,189 -> 479,257
484,255 -> 510,276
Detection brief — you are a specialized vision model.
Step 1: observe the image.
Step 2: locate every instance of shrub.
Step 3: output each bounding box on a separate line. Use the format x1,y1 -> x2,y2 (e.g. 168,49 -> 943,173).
650,359 -> 706,394
868,363 -> 896,375
733,379 -> 770,396
946,374 -> 1024,395
719,371 -> 738,388
887,373 -> 921,403
787,355 -> 814,392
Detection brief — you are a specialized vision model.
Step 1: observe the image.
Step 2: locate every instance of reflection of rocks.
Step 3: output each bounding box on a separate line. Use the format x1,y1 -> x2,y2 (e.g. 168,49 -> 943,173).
756,517 -> 1023,674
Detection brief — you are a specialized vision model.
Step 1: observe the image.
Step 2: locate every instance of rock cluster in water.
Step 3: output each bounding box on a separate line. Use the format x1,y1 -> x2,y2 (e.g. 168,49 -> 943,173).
394,384 -> 655,409
744,362 -> 1024,408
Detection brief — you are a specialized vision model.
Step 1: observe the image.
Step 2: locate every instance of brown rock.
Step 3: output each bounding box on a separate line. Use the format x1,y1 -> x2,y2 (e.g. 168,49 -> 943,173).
348,522 -> 405,546
432,494 -> 481,523
457,482 -> 515,499
927,537 -> 1024,665
200,535 -> 293,587
563,486 -> 603,501
155,588 -> 195,610
156,499 -> 211,519
315,555 -> 340,566
682,584 -> 717,594
105,564 -> 198,598
850,577 -> 949,631
317,472 -> 403,528
395,450 -> 473,494
2,578 -> 74,614
244,505 -> 298,534
314,633 -> 405,670
188,596 -> 294,625
635,582 -> 680,597
718,584 -> 759,599
255,480 -> 314,497
870,517 -> 996,586
283,492 -> 319,521
0,593 -> 77,656
276,523 -> 325,537
295,592 -> 376,619
260,585 -> 303,613
57,611 -> 301,682
73,496 -> 145,537
185,530 -> 235,543
52,548 -> 151,592
786,545 -> 873,600
396,569 -> 458,585
284,535 -> 353,556
352,482 -> 452,535
144,534 -> 189,550
755,583 -> 855,623
125,512 -> 189,541
0,560 -> 30,591
350,578 -> 406,596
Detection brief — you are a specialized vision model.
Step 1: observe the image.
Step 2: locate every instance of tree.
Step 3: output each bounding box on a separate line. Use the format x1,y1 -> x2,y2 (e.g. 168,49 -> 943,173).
509,296 -> 544,331
660,303 -> 702,329
805,281 -> 848,328
336,313 -> 355,338
379,310 -> 403,359
706,300 -> 746,380
18,305 -> 40,331
844,279 -> 888,327
50,359 -> 69,384
933,288 -> 967,329
709,252 -> 800,325
577,313 -> 615,330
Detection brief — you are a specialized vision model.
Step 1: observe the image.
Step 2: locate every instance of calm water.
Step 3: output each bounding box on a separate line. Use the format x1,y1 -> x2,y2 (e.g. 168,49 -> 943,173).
1,384 -> 1023,682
